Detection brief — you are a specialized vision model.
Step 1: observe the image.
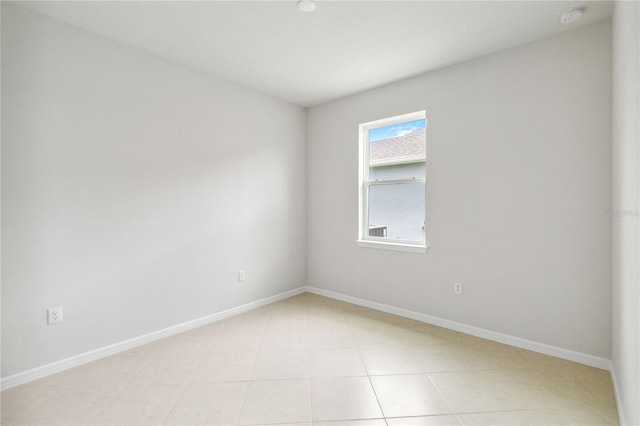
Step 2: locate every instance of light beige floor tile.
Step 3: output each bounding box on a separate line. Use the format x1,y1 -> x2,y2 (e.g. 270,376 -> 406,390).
518,349 -> 584,369
371,374 -> 452,417
238,379 -> 311,425
91,397 -> 174,425
307,314 -> 349,331
313,420 -> 386,425
264,315 -> 309,333
253,424 -> 311,426
352,327 -> 402,346
407,343 -> 481,373
188,321 -> 226,337
14,401 -> 106,425
1,381 -> 55,425
358,345 -> 422,375
340,302 -> 377,312
131,352 -> 206,385
14,384 -> 114,426
470,344 -> 529,369
408,342 -> 527,373
309,348 -> 367,378
407,324 -> 464,344
192,351 -> 257,382
83,349 -> 154,377
163,382 -> 247,425
158,333 -> 215,357
45,379 -> 123,404
310,376 -> 382,422
344,310 -> 402,328
382,326 -> 459,346
534,364 -> 617,409
115,381 -> 184,405
55,361 -> 133,392
452,337 -> 529,368
115,340 -> 168,360
427,369 -> 554,413
457,407 -> 619,425
251,349 -> 310,380
308,327 -> 355,348
211,330 -> 265,352
218,318 -> 266,335
386,415 -> 462,425
260,330 -> 310,350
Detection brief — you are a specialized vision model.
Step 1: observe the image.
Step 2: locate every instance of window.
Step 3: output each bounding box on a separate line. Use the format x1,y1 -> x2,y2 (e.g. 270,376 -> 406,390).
358,111 -> 427,252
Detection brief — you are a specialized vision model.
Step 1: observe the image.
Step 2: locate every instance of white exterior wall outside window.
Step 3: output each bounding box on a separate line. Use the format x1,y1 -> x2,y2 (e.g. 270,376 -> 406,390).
358,111 -> 427,253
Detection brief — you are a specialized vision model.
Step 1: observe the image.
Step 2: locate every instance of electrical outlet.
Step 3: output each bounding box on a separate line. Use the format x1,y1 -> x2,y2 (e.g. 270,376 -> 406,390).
47,307 -> 63,325
453,282 -> 463,296
238,270 -> 246,282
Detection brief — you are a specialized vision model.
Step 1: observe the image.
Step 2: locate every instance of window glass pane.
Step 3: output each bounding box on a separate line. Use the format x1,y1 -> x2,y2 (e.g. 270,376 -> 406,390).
369,119 -> 426,179
368,182 -> 425,243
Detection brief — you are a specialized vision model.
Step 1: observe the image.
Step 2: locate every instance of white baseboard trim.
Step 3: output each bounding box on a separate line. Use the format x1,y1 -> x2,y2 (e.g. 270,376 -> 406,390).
305,286 -> 612,371
610,365 -> 629,426
0,287 -> 305,391
2,285 -> 613,391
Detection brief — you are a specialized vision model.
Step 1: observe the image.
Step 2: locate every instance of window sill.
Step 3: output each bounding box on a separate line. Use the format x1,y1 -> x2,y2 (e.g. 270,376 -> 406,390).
356,239 -> 428,253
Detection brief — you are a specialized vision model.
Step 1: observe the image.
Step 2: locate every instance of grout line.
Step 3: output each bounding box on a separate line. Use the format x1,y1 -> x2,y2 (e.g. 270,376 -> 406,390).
161,383 -> 190,425
90,365 -> 145,420
160,323 -> 226,425
6,390 -> 50,425
451,408 -> 545,424
305,318 -> 314,424
456,408 -> 543,414
355,346 -> 388,424
234,381 -> 250,426
81,342 -> 167,424
424,373 -> 458,421
235,316 -> 264,426
140,338 -> 207,425
306,375 -> 313,425
366,366 -> 529,378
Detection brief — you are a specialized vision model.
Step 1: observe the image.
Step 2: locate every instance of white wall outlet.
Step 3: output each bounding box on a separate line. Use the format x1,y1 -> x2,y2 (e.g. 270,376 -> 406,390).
238,270 -> 246,282
453,282 -> 463,295
47,307 -> 63,325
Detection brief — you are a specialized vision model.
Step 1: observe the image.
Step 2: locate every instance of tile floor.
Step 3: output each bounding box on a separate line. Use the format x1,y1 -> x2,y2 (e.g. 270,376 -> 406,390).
1,293 -> 619,425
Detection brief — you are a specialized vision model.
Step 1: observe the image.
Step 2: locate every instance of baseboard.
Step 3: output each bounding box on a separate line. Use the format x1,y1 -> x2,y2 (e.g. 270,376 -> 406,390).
610,365 -> 629,426
305,286 -> 612,371
2,285 -> 613,391
0,287 -> 305,391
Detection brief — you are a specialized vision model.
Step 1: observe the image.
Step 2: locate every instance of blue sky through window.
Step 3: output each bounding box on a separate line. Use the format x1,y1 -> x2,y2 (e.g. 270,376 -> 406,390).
369,119 -> 426,142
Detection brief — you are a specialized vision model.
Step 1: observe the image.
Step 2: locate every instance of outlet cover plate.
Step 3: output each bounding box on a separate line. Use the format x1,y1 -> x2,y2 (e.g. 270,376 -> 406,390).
47,307 -> 63,325
453,282 -> 463,296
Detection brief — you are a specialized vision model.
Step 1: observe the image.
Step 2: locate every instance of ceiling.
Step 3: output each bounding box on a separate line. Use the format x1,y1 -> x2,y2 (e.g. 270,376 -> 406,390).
16,1 -> 613,107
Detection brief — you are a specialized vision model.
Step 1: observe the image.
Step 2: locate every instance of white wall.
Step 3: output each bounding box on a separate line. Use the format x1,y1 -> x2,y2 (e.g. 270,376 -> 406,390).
611,1 -> 640,424
308,21 -> 612,358
1,3 -> 306,377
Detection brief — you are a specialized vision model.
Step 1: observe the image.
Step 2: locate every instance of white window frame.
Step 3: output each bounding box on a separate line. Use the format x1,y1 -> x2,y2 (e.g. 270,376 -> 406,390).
357,111 -> 428,253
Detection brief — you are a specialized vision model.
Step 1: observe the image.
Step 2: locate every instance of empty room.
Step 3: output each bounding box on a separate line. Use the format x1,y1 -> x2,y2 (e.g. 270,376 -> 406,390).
1,1 -> 638,425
